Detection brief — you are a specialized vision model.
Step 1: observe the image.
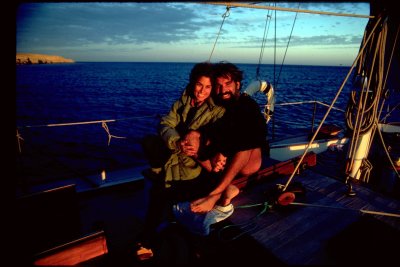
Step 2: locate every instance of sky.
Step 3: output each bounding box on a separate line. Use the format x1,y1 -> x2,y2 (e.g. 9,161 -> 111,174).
16,2 -> 370,66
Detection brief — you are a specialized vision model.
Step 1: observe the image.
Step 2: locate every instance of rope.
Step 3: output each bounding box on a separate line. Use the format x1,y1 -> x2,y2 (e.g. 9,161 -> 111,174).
271,3 -> 277,138
101,121 -> 126,146
16,129 -> 24,153
208,6 -> 230,61
359,158 -> 373,183
290,202 -> 400,218
275,100 -> 345,112
375,117 -> 400,180
217,202 -> 271,241
382,103 -> 400,121
379,24 -> 400,122
26,119 -> 115,128
217,197 -> 400,243
273,3 -> 277,86
281,16 -> 382,192
381,102 -> 400,122
345,16 -> 386,174
17,114 -> 160,129
15,114 -> 161,152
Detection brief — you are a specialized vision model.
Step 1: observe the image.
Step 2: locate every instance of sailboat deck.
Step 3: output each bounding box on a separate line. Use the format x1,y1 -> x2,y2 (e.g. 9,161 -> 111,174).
77,158 -> 400,266
227,167 -> 400,265
19,151 -> 400,266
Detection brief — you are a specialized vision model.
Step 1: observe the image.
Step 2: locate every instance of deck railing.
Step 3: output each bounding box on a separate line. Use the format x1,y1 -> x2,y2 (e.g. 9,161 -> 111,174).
16,100 -> 347,195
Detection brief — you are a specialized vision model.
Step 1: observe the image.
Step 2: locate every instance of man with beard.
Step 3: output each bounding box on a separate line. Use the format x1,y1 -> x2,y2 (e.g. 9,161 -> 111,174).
188,61 -> 268,213
136,62 -> 267,261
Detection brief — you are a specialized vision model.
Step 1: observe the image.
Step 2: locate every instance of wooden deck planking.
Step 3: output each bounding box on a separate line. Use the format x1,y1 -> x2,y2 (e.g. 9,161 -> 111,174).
17,151 -> 399,266
228,167 -> 400,265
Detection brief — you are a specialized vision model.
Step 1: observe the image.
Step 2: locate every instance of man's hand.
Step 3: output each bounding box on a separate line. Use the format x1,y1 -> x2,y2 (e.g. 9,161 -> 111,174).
211,152 -> 227,172
179,130 -> 201,158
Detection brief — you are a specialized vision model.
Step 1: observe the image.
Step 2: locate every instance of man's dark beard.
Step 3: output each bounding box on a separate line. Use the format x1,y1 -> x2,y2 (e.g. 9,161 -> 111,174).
216,92 -> 236,107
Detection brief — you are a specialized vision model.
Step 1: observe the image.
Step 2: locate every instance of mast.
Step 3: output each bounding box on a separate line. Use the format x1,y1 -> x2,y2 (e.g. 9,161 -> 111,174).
345,0 -> 399,184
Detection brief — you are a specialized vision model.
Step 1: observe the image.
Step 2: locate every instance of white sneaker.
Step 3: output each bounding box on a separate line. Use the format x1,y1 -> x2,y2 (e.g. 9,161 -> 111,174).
172,202 -> 234,236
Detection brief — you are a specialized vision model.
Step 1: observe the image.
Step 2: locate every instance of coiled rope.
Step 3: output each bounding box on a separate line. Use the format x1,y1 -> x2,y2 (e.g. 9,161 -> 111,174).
345,15 -> 389,178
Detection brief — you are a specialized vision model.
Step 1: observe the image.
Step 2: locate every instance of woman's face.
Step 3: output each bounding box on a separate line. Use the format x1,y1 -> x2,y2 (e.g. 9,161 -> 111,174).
193,76 -> 212,105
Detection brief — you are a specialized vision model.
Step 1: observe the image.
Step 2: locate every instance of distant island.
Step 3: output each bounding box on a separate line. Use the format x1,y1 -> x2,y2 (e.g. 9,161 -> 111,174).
16,53 -> 75,65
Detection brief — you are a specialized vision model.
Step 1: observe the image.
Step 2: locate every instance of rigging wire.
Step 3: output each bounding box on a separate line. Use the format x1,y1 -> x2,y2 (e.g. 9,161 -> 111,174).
374,117 -> 400,180
272,4 -> 276,138
370,24 -> 400,181
256,9 -> 272,80
282,16 -> 383,192
381,102 -> 400,122
273,3 -> 276,86
275,3 -> 300,91
270,3 -> 300,137
208,6 -> 230,61
378,23 -> 400,123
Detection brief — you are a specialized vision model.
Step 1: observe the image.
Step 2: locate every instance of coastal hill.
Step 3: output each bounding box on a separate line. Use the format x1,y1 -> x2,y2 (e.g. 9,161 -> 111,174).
16,53 -> 75,65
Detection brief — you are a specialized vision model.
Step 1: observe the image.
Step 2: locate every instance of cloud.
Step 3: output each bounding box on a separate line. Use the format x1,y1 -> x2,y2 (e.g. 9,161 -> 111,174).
15,2 -> 369,64
16,3 -> 216,49
286,34 -> 363,46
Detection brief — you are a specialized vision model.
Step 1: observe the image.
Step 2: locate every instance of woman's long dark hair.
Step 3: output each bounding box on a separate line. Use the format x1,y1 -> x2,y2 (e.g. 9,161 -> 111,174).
186,61 -> 214,98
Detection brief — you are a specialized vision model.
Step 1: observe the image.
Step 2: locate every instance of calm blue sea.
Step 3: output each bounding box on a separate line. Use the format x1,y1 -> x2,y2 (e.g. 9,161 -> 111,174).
16,62 -> 386,188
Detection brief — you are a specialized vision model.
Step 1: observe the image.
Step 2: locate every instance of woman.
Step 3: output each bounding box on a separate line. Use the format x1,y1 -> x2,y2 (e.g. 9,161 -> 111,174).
158,62 -> 226,185
138,61 -> 231,260
142,61 -> 225,183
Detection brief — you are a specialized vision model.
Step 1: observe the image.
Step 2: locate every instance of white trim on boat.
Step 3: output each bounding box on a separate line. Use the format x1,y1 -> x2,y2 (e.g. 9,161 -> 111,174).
270,135 -> 349,161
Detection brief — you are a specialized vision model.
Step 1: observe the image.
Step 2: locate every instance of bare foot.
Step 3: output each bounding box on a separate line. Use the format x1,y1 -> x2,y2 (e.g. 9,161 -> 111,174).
190,194 -> 221,213
219,184 -> 240,206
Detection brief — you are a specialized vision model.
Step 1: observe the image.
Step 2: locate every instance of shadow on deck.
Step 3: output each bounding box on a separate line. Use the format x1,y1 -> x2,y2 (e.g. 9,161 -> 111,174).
15,150 -> 400,266
15,178 -> 284,266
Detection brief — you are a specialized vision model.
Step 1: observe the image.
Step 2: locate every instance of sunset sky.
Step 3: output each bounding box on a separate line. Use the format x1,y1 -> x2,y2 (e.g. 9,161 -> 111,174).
16,2 -> 370,66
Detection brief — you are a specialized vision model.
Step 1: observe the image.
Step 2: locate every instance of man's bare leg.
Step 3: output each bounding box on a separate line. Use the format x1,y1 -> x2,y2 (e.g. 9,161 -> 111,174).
218,184 -> 240,207
239,148 -> 262,177
191,148 -> 262,213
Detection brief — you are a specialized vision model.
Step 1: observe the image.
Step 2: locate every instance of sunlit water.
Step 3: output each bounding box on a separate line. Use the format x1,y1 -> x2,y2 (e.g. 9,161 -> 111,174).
17,62 -> 397,191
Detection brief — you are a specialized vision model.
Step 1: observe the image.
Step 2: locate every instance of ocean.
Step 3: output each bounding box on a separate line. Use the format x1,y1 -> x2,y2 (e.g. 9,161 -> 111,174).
15,62 -> 365,190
